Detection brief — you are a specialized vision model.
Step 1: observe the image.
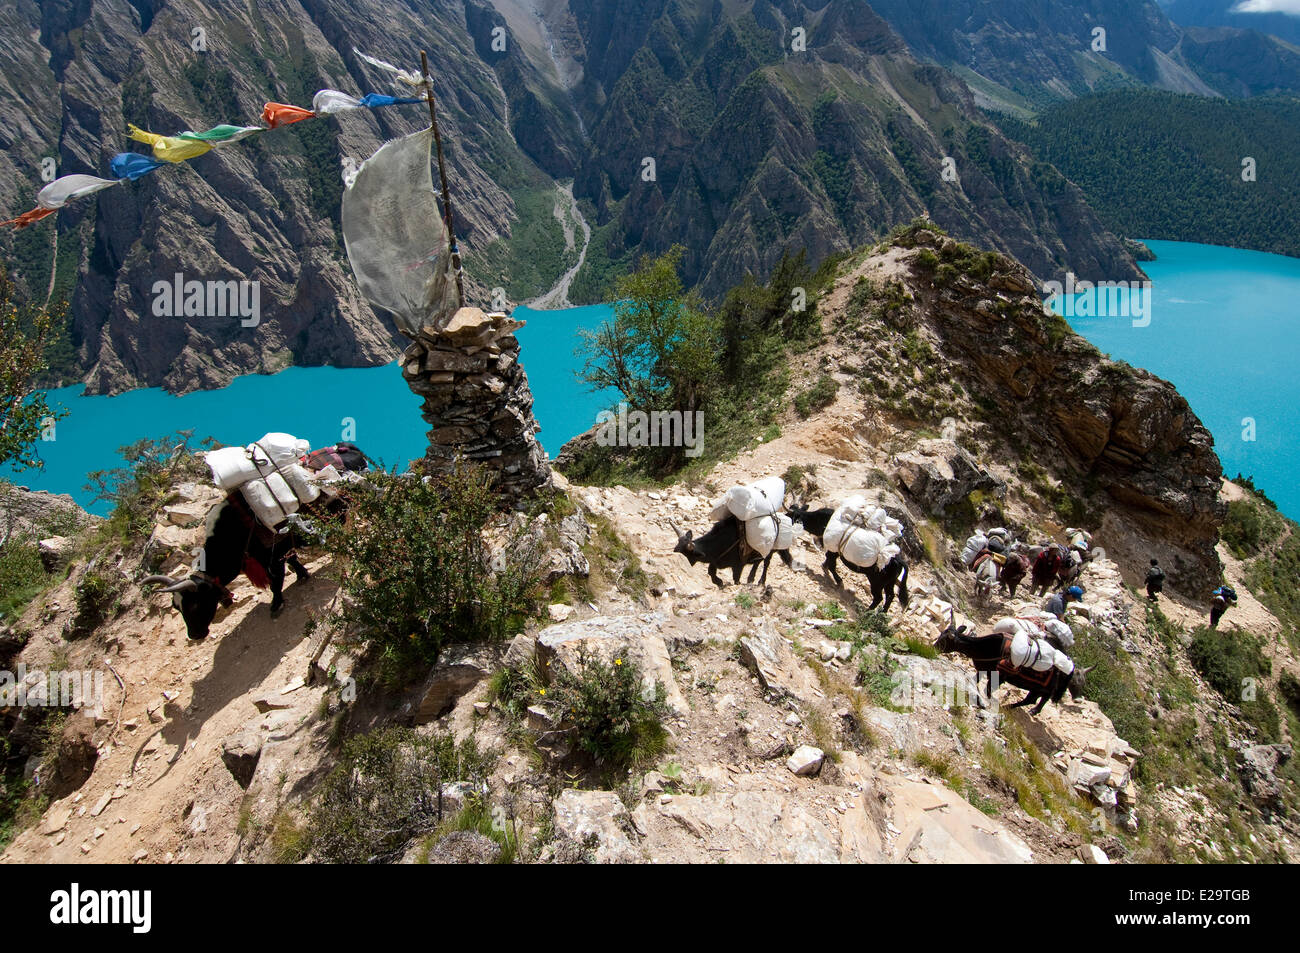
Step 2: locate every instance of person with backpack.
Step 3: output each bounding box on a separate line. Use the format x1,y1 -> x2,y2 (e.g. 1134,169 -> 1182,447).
1210,585 -> 1237,628
1145,559 -> 1165,602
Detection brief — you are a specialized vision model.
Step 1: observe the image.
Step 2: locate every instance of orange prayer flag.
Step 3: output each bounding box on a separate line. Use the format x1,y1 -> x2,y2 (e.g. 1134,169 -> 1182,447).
0,207 -> 56,229
261,102 -> 316,128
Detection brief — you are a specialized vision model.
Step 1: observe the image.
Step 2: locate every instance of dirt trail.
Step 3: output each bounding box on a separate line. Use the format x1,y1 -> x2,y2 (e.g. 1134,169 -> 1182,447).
3,554 -> 338,864
528,182 -> 590,310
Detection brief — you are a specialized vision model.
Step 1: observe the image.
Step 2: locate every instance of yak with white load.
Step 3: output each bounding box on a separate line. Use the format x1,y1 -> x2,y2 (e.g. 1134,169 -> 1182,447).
673,476 -> 795,587
789,496 -> 910,612
143,435 -> 368,640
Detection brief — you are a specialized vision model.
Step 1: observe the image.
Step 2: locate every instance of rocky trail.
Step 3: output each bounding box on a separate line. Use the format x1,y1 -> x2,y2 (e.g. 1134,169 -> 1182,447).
5,388 -> 1172,865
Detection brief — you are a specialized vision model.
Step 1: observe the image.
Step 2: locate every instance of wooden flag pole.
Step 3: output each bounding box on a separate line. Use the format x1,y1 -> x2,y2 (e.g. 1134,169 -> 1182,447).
420,50 -> 464,309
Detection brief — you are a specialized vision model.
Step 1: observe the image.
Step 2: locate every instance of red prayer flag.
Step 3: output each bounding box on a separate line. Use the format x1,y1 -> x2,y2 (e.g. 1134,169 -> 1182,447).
0,207 -> 56,229
261,102 -> 316,128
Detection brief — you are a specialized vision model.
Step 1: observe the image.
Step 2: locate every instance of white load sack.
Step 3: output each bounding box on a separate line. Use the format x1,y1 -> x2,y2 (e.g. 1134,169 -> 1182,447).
993,616 -> 1040,640
281,463 -> 322,506
1003,628 -> 1074,676
205,446 -> 264,490
724,476 -> 785,521
205,434 -> 312,490
775,514 -> 794,551
253,433 -> 311,467
961,533 -> 988,567
240,472 -> 301,527
862,507 -> 904,539
1043,617 -> 1075,651
992,618 -> 1076,675
825,496 -> 902,564
708,499 -> 731,522
239,463 -> 319,528
838,528 -> 899,569
744,513 -> 794,558
823,500 -> 862,554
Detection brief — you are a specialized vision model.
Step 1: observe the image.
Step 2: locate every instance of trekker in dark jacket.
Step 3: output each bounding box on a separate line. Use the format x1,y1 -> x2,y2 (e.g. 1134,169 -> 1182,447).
1145,559 -> 1165,602
1210,585 -> 1237,628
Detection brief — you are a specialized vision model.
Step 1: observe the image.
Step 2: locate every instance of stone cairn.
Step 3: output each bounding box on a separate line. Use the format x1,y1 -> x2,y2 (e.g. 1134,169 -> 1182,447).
401,306 -> 553,499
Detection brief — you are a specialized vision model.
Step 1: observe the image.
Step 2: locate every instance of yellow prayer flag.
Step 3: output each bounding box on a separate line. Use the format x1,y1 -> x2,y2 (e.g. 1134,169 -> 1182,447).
127,124 -> 214,163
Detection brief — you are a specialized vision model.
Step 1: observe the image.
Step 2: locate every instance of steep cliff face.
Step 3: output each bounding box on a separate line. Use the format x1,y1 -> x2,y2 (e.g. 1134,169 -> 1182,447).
864,0 -> 1300,108
558,0 -> 1146,301
871,226 -> 1225,589
3,0 -> 1156,396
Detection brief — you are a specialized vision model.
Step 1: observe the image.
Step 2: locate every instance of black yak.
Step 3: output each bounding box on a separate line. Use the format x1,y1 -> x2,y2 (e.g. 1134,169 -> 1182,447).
144,446 -> 367,640
934,618 -> 1092,715
788,504 -> 910,612
671,516 -> 791,587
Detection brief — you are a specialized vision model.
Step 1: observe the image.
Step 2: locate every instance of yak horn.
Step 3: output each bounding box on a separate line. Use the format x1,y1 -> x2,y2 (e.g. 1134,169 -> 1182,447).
1079,665 -> 1096,675
142,574 -> 198,593
668,520 -> 683,537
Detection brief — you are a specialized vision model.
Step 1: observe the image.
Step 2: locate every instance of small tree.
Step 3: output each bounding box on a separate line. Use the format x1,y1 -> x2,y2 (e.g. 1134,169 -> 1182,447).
0,274 -> 66,470
84,431 -> 211,540
578,246 -> 721,415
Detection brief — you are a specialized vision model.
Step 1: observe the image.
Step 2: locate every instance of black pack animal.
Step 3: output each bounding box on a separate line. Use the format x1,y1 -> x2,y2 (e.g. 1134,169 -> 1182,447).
934,619 -> 1092,715
671,516 -> 791,587
143,447 -> 367,640
789,504 -> 910,612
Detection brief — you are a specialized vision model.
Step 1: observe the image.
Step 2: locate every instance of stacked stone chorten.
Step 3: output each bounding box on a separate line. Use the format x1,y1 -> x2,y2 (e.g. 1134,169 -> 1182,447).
400,306 -> 552,499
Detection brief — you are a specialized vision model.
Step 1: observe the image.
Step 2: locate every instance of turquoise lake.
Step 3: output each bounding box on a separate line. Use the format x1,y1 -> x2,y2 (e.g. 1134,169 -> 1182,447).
1054,239 -> 1298,518
2,302 -> 616,515
5,240 -> 1297,519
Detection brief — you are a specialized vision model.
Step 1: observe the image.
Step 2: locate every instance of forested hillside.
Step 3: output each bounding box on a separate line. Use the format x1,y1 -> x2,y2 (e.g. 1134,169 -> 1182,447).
997,90 -> 1300,257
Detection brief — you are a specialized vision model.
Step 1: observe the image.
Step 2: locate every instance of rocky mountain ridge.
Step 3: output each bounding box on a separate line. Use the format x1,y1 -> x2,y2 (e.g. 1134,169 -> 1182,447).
1,233 -> 1295,864
0,0 -> 1161,394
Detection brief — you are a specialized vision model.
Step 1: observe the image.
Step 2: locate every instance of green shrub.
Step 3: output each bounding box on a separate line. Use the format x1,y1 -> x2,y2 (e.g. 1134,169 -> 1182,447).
548,652 -> 669,783
1187,626 -> 1279,738
322,464 -> 542,688
1221,497 -> 1285,559
69,570 -> 121,638
846,275 -> 879,321
1279,670 -> 1300,720
912,249 -> 939,270
308,726 -> 496,864
1242,528 -> 1300,651
794,373 -> 839,418
901,331 -> 932,364
781,463 -> 813,497
1072,626 -> 1154,758
0,539 -> 47,623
